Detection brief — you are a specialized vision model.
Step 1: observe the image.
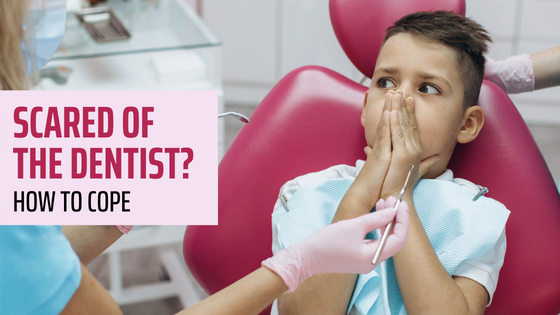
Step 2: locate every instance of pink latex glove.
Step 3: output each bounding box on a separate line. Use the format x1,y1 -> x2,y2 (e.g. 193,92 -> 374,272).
484,54 -> 535,94
116,225 -> 134,234
262,197 -> 409,293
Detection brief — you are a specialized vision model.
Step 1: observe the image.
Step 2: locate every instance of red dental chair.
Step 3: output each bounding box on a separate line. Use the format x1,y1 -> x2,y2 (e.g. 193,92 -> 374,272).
184,1 -> 560,314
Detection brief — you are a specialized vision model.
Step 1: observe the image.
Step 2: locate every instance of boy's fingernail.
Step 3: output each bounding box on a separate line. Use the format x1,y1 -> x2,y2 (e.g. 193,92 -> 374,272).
409,98 -> 415,105
383,111 -> 389,118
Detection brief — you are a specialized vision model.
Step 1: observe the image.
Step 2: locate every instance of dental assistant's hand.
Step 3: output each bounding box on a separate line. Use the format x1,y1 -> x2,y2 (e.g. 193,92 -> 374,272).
377,90 -> 439,200
485,46 -> 560,93
484,55 -> 535,94
262,199 -> 409,293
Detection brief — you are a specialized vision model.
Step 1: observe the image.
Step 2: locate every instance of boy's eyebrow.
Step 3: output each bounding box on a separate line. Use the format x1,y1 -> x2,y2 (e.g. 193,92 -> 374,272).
375,67 -> 399,75
416,71 -> 452,90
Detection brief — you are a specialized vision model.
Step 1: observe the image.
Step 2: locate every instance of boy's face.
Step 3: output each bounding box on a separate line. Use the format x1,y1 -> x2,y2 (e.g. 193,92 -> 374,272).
362,33 -> 467,179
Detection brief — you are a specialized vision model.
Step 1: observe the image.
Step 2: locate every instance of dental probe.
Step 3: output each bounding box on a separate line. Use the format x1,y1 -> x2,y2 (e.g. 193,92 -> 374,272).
372,164 -> 414,266
218,112 -> 250,123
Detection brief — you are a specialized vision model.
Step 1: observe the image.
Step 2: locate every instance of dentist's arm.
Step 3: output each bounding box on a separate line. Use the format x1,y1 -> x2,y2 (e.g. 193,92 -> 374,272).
484,45 -> 560,93
62,226 -> 125,265
59,204 -> 408,315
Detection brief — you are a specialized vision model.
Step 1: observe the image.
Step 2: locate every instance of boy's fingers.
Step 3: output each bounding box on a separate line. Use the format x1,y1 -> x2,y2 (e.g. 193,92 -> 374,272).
398,93 -> 411,127
418,154 -> 441,177
401,93 -> 411,117
390,92 -> 403,126
378,111 -> 391,153
383,90 -> 393,113
405,97 -> 421,148
374,92 -> 393,155
397,93 -> 414,148
405,97 -> 418,129
379,91 -> 393,141
391,90 -> 401,112
364,146 -> 373,156
390,110 -> 405,150
392,92 -> 413,150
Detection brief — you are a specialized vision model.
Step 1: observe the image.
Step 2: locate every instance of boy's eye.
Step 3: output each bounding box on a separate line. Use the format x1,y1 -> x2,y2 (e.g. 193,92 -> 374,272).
377,78 -> 396,89
418,84 -> 440,94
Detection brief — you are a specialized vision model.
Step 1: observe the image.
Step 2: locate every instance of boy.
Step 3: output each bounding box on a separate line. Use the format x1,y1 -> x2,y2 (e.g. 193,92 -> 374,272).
271,11 -> 509,315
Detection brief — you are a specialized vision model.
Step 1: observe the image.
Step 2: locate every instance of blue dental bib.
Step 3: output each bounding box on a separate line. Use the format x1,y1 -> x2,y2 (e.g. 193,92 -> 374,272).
272,178 -> 510,315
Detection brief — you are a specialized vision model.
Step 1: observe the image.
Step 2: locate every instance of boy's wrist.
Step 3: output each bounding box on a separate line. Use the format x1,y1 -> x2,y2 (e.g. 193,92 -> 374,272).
402,193 -> 415,212
349,178 -> 382,208
335,189 -> 378,221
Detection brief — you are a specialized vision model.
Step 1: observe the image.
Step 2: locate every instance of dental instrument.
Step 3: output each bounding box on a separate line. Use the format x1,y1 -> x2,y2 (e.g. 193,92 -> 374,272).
76,8 -> 130,43
218,112 -> 250,123
372,164 -> 414,266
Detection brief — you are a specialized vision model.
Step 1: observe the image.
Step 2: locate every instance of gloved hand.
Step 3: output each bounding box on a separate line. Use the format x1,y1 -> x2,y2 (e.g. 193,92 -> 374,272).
484,54 -> 535,94
262,197 -> 409,293
116,225 -> 134,234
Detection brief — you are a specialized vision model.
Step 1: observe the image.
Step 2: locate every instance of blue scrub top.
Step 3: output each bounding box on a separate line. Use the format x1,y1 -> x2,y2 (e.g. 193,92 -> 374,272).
0,226 -> 81,315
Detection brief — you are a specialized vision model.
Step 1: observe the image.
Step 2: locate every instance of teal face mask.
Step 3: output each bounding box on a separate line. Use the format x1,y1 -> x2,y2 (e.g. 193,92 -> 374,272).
21,0 -> 67,74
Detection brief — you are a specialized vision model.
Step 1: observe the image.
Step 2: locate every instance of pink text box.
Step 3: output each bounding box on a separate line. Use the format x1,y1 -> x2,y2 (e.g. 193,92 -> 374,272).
0,91 -> 217,225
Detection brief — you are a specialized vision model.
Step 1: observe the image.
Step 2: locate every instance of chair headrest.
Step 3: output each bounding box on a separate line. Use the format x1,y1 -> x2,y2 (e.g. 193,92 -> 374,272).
329,0 -> 465,78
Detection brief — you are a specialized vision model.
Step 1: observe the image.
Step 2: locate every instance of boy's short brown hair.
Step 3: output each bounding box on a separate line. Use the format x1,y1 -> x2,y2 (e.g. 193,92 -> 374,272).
383,11 -> 491,109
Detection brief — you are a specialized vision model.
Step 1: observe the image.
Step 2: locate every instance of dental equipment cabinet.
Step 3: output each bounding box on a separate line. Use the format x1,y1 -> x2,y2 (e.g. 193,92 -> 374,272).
39,0 -> 225,159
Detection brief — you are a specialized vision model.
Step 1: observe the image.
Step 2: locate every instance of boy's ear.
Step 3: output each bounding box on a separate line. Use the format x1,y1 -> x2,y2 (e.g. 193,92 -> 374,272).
361,92 -> 368,127
457,105 -> 484,144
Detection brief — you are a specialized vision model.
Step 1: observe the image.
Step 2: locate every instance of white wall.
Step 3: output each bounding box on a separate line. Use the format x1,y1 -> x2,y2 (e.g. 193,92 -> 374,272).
200,0 -> 362,105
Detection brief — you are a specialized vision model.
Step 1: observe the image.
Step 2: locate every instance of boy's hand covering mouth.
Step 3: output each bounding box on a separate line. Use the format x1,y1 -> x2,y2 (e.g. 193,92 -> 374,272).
353,90 -> 393,210
378,90 -> 440,200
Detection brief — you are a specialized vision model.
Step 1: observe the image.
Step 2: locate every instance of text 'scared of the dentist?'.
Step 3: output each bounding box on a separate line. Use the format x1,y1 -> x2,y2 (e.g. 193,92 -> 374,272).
0,91 -> 218,225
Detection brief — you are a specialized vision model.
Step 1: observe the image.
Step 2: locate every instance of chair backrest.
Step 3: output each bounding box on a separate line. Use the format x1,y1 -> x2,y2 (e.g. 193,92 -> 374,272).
330,0 -> 465,78
185,1 -> 560,314
184,67 -> 367,315
449,81 -> 560,314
